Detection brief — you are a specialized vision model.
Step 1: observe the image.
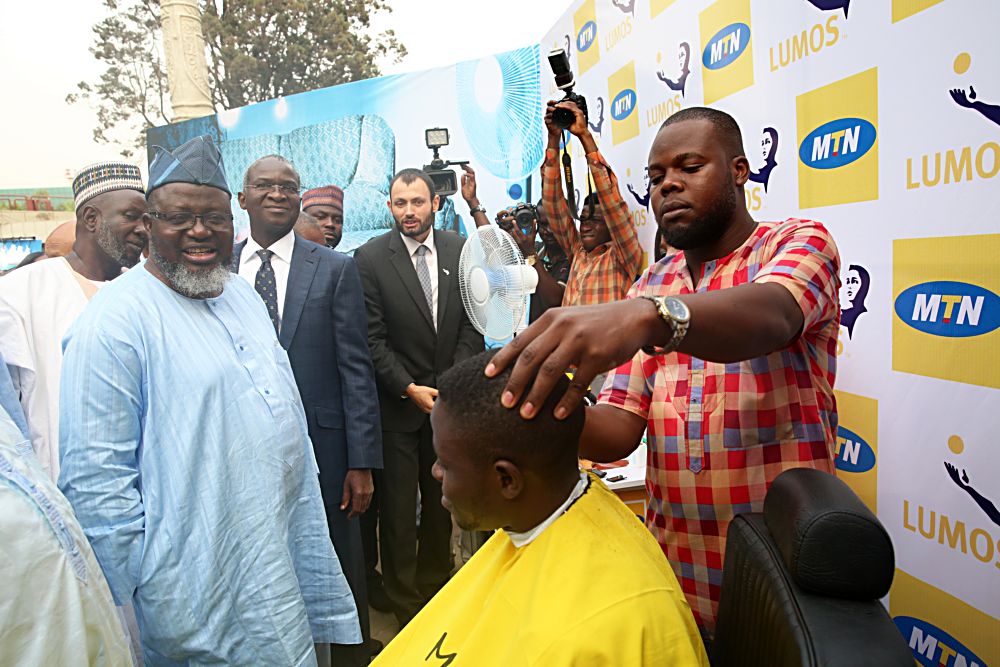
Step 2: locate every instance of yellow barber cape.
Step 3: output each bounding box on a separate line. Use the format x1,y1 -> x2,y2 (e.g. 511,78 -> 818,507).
373,474 -> 708,666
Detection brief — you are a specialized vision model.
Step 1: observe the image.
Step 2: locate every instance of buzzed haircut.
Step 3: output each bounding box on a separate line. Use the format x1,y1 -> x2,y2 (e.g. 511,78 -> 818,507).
660,106 -> 745,159
242,154 -> 300,189
436,350 -> 585,474
390,168 -> 436,200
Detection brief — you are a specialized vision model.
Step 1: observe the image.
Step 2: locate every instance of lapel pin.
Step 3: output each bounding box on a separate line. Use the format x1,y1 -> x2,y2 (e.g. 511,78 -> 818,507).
443,268 -> 450,276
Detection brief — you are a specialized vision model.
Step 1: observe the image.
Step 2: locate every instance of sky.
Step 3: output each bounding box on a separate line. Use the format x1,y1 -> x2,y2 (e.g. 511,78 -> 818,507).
0,1 -> 570,189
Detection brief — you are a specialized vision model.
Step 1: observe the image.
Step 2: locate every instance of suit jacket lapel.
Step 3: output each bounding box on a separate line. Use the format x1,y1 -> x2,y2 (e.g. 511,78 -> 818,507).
389,230 -> 435,332
435,233 -> 452,330
281,236 -> 319,348
231,240 -> 247,272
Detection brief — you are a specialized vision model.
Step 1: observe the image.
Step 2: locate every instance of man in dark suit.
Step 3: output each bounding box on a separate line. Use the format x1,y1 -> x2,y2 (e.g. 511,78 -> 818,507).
233,155 -> 382,666
354,168 -> 484,626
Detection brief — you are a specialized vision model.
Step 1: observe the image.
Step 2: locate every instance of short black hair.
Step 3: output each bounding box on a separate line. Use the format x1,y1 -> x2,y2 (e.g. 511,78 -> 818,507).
659,106 -> 745,159
390,168 -> 436,200
436,350 -> 584,474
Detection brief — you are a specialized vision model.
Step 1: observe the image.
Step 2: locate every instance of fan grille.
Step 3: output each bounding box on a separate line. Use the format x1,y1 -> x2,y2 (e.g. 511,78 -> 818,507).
459,226 -> 529,339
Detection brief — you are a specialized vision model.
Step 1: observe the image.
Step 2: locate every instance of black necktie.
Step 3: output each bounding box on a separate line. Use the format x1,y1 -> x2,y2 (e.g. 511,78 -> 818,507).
255,248 -> 280,333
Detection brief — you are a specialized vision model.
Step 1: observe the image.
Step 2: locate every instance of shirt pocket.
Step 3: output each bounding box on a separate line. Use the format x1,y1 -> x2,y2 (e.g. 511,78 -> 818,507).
721,356 -> 804,449
648,361 -> 688,458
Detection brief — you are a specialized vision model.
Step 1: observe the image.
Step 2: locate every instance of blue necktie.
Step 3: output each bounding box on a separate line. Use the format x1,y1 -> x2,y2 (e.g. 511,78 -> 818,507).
255,248 -> 280,333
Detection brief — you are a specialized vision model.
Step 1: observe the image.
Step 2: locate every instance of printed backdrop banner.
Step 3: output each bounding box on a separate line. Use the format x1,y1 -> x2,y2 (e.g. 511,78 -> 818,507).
154,1 -> 999,659
148,46 -> 547,251
541,1 -> 999,662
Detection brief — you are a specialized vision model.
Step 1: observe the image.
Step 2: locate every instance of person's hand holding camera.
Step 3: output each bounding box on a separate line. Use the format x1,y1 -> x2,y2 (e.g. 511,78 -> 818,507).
496,208 -> 515,233
546,99 -> 598,154
544,101 -> 564,142
556,100 -> 590,139
509,217 -> 538,259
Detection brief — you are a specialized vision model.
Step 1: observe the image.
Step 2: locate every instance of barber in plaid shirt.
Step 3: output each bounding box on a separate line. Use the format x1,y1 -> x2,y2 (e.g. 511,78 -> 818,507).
541,100 -> 644,306
487,107 -> 841,642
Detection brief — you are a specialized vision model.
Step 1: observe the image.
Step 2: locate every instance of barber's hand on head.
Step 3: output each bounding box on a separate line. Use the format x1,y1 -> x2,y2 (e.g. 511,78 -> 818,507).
406,383 -> 439,414
510,217 -> 538,259
341,469 -> 374,519
460,164 -> 479,207
486,299 -> 660,420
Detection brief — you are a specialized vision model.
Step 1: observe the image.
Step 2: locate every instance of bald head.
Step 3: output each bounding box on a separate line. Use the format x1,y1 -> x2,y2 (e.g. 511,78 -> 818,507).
294,211 -> 326,245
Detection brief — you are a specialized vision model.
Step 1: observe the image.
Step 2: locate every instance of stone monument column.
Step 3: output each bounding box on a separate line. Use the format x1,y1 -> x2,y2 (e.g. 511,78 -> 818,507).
161,0 -> 214,121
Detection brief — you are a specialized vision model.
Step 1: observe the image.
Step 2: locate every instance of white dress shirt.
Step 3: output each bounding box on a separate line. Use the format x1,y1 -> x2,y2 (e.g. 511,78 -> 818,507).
238,229 -> 296,322
400,227 -> 438,329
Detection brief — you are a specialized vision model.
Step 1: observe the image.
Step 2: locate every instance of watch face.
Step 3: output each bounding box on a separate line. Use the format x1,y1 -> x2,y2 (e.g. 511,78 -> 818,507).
665,297 -> 689,321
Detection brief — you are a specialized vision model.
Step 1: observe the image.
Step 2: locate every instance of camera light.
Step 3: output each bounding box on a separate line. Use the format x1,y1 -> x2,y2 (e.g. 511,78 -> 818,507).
425,128 -> 450,149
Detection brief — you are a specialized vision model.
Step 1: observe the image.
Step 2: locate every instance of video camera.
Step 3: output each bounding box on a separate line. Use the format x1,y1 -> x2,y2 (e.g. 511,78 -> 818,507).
422,127 -> 469,198
547,49 -> 588,129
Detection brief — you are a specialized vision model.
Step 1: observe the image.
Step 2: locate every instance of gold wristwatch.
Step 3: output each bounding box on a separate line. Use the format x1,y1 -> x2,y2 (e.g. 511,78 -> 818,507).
640,295 -> 690,355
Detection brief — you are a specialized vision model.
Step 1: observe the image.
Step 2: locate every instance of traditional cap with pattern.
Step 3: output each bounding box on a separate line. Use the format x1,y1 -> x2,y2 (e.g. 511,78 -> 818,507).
72,162 -> 144,210
147,135 -> 231,197
302,185 -> 344,214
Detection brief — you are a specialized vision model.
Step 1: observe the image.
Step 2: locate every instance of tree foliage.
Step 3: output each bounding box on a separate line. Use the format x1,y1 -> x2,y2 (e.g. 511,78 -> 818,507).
68,0 -> 406,157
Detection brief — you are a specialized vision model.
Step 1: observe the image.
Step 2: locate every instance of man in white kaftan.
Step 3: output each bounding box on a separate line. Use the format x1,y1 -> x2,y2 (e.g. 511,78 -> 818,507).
0,404 -> 133,666
59,136 -> 360,666
0,161 -> 146,480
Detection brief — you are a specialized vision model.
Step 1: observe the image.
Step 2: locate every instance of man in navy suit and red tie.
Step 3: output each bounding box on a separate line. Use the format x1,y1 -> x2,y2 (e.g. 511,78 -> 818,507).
234,154 -> 382,666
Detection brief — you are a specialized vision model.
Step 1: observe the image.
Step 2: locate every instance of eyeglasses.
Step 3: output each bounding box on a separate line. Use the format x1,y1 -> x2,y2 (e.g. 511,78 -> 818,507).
147,210 -> 234,230
248,182 -> 300,196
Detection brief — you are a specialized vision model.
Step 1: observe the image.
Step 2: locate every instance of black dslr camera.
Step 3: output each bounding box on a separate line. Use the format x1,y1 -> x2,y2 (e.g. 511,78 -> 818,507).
496,202 -> 538,236
547,49 -> 588,129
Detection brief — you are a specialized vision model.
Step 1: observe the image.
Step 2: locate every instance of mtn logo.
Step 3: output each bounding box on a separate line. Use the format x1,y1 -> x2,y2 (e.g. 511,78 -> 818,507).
895,281 -> 1000,338
894,617 -> 986,667
835,426 -> 875,473
611,88 -> 637,121
702,22 -> 750,70
799,117 -> 876,169
577,20 -> 597,52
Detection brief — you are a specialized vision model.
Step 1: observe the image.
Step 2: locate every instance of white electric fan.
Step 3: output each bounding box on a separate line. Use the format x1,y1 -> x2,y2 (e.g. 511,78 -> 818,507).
459,225 -> 539,339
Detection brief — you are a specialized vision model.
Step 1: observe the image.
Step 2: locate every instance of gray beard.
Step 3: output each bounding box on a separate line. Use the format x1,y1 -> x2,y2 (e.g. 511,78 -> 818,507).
96,220 -> 136,268
148,236 -> 230,299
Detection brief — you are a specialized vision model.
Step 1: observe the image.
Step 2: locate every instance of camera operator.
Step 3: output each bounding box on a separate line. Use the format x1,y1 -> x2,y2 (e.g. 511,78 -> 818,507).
542,100 -> 643,307
496,205 -> 568,321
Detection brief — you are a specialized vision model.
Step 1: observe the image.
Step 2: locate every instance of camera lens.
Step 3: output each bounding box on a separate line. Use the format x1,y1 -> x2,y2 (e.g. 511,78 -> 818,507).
552,107 -> 575,128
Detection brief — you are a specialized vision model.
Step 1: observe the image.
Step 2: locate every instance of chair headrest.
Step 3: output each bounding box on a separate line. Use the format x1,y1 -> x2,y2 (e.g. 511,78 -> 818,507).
763,468 -> 894,600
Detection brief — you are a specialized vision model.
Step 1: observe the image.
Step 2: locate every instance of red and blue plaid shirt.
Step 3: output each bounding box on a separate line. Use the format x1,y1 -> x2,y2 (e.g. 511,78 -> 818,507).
541,148 -> 644,306
598,218 -> 841,634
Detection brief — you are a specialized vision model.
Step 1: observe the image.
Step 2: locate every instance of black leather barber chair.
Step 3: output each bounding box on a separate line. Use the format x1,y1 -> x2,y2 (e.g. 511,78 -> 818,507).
712,468 -> 912,666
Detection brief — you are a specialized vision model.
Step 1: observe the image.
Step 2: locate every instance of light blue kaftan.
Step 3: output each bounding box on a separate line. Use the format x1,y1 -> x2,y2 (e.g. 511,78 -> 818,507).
58,265 -> 360,666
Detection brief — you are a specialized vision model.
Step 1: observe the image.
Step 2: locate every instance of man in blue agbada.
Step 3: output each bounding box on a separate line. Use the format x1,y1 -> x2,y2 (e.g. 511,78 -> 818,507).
58,135 -> 361,665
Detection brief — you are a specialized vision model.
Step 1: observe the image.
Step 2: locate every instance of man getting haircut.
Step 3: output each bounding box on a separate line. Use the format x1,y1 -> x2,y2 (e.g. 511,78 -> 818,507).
373,350 -> 707,667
